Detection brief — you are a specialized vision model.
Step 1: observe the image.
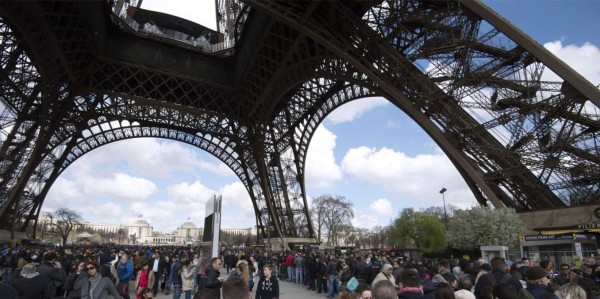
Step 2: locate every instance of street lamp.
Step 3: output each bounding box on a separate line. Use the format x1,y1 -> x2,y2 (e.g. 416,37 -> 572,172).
439,187 -> 448,230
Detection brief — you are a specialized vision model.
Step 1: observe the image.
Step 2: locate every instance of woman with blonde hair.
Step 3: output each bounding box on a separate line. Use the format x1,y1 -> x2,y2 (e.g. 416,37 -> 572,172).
229,260 -> 250,286
557,282 -> 586,299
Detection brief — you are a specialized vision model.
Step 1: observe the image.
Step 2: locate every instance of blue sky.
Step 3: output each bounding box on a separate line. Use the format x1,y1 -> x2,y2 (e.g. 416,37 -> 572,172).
42,0 -> 600,233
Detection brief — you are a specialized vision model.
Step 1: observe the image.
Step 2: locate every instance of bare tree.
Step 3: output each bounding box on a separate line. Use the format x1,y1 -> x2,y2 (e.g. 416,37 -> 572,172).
45,208 -> 82,245
310,195 -> 330,243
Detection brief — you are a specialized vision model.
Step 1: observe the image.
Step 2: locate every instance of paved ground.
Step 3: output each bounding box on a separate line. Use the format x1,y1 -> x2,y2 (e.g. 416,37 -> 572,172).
147,275 -> 330,299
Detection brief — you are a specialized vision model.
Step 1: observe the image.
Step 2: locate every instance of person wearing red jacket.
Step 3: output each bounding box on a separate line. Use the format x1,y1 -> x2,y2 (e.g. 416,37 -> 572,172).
285,253 -> 295,282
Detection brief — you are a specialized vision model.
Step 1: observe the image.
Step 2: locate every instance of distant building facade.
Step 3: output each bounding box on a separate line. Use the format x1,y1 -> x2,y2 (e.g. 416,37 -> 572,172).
35,215 -> 255,245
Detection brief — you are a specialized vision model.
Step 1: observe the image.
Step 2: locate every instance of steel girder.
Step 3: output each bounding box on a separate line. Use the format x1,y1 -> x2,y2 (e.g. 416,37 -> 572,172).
245,0 -> 599,210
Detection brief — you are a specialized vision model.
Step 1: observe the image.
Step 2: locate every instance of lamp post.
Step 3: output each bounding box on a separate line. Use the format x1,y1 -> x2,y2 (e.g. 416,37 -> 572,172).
439,187 -> 448,230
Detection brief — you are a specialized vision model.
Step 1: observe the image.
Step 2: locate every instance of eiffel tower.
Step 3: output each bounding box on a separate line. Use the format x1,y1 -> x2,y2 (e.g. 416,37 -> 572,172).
0,0 -> 598,246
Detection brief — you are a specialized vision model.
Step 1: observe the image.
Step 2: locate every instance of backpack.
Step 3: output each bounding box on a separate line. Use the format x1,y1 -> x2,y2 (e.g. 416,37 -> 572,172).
485,272 -> 511,285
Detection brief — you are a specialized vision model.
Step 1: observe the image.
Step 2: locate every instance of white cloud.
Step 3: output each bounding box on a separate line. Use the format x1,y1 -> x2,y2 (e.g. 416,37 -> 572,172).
326,97 -> 389,124
368,198 -> 394,217
543,41 -> 600,85
76,139 -> 214,178
82,173 -> 157,200
341,146 -> 476,208
305,125 -> 342,188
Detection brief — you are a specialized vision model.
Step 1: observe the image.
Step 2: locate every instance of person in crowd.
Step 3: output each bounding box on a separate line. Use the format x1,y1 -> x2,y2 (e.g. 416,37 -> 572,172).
135,251 -> 148,277
149,251 -> 166,297
181,259 -> 195,299
339,291 -> 359,299
139,287 -> 155,299
77,261 -> 121,299
64,261 -> 87,299
435,283 -> 456,299
475,258 -> 522,299
286,252 -> 295,282
372,263 -> 396,288
1,250 -> 16,283
524,266 -> 558,299
557,282 -> 586,299
341,260 -> 355,292
567,269 -> 582,283
205,257 -> 224,299
575,277 -> 599,299
393,259 -> 404,283
374,280 -> 398,299
306,253 -> 317,291
454,288 -> 476,299
316,254 -> 328,294
170,256 -> 184,299
222,275 -> 251,299
491,283 -> 516,299
539,261 -> 558,283
165,255 -> 177,296
0,280 -> 18,299
134,263 -> 155,299
368,257 -> 382,285
355,256 -> 369,283
294,252 -> 304,285
37,252 -> 66,297
518,258 -> 530,279
327,254 -> 341,298
439,261 -> 452,276
555,264 -> 571,286
116,252 -> 134,299
397,268 -> 424,299
10,263 -> 54,299
355,283 -> 373,299
228,259 -> 250,290
256,264 -> 279,299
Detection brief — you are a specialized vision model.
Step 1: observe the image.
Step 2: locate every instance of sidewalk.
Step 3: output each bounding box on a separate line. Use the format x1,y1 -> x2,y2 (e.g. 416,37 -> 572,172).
147,275 -> 330,299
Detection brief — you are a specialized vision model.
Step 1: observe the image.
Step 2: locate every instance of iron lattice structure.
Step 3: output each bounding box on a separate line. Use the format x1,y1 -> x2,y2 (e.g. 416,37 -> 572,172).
0,0 -> 598,243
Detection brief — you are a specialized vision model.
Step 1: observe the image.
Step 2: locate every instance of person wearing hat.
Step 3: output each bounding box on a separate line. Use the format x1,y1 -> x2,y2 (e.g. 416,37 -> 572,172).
10,263 -> 54,299
525,266 -> 558,299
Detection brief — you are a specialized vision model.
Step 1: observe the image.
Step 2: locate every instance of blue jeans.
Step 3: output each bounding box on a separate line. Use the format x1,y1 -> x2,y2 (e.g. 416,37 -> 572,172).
328,275 -> 339,298
287,266 -> 294,281
165,275 -> 173,294
172,284 -> 182,299
295,267 -> 303,284
184,290 -> 192,299
1,267 -> 12,283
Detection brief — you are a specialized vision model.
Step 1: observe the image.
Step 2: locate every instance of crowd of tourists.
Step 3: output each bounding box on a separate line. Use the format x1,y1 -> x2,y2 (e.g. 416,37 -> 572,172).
265,252 -> 600,299
0,243 -> 599,299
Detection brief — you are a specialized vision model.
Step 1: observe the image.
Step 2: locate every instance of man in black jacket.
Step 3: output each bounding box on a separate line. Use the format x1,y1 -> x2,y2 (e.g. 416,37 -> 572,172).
149,251 -> 166,296
205,257 -> 224,299
474,257 -> 522,299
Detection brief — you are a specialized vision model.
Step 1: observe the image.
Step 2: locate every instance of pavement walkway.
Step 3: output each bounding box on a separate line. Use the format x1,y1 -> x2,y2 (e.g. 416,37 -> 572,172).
146,275 -> 330,299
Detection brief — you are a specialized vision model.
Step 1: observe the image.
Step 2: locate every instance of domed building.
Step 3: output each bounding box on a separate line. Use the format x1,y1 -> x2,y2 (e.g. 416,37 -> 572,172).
176,221 -> 201,245
126,219 -> 154,244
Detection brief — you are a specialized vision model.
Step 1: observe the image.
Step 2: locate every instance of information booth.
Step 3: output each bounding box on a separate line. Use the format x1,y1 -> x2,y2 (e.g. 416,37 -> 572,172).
519,233 -> 597,266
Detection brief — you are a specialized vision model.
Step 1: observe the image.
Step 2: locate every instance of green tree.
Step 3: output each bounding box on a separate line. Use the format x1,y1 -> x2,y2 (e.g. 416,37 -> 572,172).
448,206 -> 525,251
390,208 -> 446,253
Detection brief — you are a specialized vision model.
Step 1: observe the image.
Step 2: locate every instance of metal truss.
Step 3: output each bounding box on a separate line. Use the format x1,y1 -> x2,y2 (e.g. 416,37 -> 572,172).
0,0 -> 598,243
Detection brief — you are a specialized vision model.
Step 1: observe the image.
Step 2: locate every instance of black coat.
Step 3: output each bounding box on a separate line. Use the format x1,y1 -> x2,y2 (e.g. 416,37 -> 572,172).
205,264 -> 222,299
10,275 -> 54,299
149,257 -> 166,275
